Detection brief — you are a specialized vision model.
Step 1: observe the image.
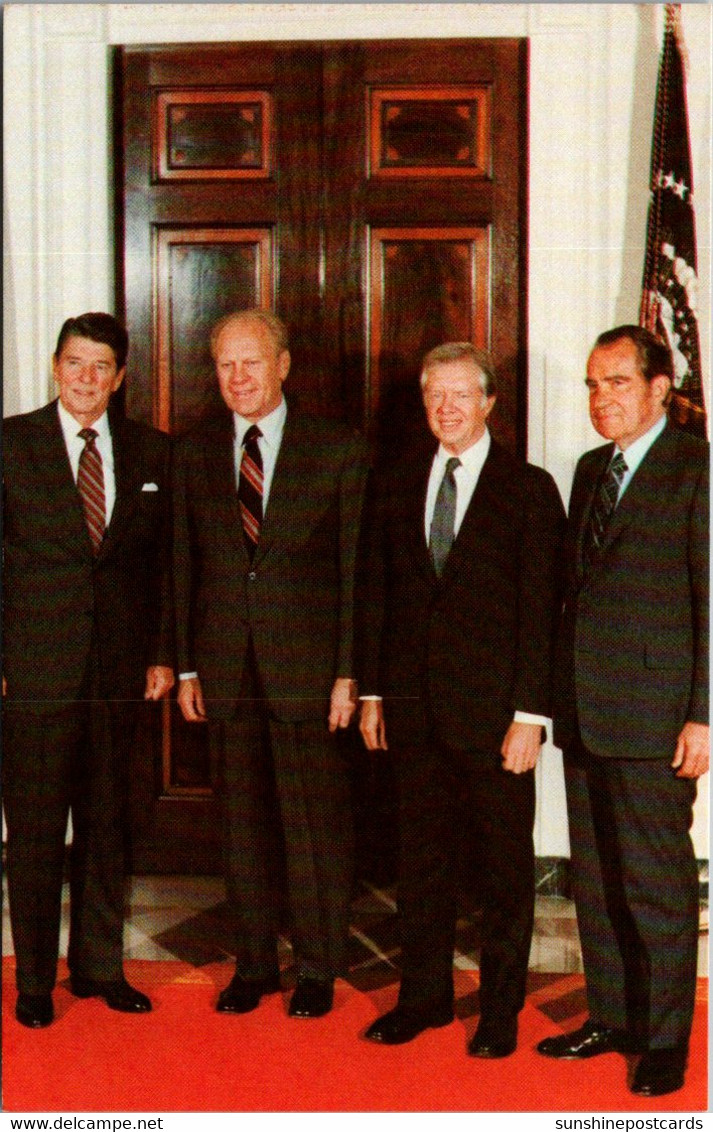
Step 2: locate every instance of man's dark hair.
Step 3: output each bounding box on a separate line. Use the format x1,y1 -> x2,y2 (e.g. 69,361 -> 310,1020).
594,325 -> 674,385
54,313 -> 129,370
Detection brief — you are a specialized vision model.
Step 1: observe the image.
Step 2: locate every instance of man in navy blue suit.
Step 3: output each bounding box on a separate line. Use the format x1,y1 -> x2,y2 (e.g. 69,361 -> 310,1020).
537,326 -> 708,1098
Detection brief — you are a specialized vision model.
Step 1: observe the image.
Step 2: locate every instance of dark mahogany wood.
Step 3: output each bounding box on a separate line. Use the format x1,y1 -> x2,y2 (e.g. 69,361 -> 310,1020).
155,227 -> 273,433
368,85 -> 491,177
115,38 -> 528,873
369,226 -> 490,452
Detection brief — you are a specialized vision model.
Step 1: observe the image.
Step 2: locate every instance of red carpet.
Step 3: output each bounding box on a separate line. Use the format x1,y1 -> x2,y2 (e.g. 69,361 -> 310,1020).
2,959 -> 707,1112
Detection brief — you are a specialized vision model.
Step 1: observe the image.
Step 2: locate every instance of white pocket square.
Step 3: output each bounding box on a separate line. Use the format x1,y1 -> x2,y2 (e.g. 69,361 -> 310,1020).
142,482 -> 159,492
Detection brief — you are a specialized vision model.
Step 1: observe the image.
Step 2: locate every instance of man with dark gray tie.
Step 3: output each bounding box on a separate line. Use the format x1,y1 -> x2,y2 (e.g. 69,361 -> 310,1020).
357,342 -> 565,1057
537,326 -> 709,1098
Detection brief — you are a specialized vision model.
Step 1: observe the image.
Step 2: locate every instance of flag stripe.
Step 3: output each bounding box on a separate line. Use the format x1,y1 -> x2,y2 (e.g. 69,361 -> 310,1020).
640,3 -> 707,437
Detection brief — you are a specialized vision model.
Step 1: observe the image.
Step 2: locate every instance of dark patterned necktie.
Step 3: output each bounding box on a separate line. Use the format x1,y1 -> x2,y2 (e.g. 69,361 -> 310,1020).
238,424 -> 264,558
583,450 -> 627,567
429,456 -> 461,577
77,427 -> 106,555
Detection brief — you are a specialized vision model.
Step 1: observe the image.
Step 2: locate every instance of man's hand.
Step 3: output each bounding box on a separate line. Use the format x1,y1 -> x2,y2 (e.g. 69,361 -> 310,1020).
501,720 -> 542,774
178,676 -> 207,722
672,721 -> 709,779
328,677 -> 357,732
359,698 -> 388,751
144,665 -> 175,701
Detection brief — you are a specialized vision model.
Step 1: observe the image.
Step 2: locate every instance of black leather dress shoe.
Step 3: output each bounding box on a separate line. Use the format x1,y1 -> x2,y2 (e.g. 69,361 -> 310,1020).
216,972 -> 281,1014
468,1016 -> 518,1058
537,1019 -> 632,1059
631,1049 -> 687,1097
70,975 -> 151,1013
364,1004 -> 454,1045
16,993 -> 54,1028
288,976 -> 334,1018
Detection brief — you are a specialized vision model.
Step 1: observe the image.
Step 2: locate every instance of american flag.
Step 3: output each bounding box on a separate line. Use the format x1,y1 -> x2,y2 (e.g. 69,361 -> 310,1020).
640,3 -> 707,437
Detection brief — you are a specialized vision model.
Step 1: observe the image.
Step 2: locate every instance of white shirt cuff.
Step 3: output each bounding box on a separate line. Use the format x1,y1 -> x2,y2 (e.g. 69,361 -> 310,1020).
513,710 -> 550,728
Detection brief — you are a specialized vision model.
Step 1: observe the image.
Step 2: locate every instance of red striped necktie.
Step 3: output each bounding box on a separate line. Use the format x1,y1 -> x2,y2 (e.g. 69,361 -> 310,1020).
238,424 -> 263,558
77,427 -> 106,555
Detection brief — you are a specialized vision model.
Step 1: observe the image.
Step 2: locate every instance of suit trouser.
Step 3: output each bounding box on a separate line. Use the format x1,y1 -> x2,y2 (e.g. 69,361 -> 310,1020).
564,744 -> 699,1049
2,695 -> 129,995
209,662 -> 354,982
395,739 -> 535,1020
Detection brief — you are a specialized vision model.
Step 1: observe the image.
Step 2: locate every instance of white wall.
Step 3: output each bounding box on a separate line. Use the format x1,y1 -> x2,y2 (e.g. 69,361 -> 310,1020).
3,2 -> 710,858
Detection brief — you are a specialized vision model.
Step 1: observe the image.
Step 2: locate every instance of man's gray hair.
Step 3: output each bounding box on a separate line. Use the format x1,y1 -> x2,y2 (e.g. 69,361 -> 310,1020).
420,342 -> 497,397
210,309 -> 290,357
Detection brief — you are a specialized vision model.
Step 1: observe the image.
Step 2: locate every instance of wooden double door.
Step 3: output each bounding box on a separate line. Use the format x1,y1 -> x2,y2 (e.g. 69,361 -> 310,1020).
115,38 -> 528,873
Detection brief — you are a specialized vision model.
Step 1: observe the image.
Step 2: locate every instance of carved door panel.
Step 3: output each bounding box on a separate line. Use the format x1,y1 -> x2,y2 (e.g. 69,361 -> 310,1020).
116,39 -> 527,872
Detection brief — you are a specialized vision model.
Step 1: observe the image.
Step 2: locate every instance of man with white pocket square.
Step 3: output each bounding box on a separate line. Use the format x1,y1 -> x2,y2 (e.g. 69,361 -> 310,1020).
2,312 -> 174,1028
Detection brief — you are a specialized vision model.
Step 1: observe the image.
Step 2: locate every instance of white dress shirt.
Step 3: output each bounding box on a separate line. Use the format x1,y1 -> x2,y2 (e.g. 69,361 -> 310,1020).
367,426 -> 549,732
233,397 -> 287,510
180,398 -> 288,682
424,428 -> 491,541
614,412 -> 667,502
57,399 -> 116,523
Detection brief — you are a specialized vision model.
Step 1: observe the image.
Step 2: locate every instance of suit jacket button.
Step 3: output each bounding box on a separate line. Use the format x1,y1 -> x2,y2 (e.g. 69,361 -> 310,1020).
248,571 -> 257,581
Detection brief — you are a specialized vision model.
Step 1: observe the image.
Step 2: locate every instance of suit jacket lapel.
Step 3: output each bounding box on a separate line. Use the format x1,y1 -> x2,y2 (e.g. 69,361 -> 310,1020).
100,412 -> 140,560
254,409 -> 303,563
597,426 -> 673,560
574,444 -> 613,581
38,401 -> 95,557
206,410 -> 249,557
438,441 -> 502,582
580,426 -> 675,579
404,442 -> 439,580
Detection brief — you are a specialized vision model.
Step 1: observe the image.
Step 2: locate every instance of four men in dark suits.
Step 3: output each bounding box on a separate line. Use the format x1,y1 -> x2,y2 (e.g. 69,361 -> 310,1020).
4,312 -> 706,1098
357,342 -> 566,1056
2,312 -> 174,1028
537,326 -> 708,1097
173,309 -> 368,1019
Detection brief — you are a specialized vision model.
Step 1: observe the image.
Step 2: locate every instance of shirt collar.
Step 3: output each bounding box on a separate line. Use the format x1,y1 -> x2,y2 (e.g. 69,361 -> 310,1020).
234,396 -> 287,449
614,413 -> 667,477
435,426 -> 491,471
57,398 -> 111,447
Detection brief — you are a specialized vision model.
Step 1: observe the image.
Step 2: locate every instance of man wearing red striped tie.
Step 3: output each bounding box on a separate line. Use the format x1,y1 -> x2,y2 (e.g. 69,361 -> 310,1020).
174,309 -> 368,1020
2,313 -> 174,1029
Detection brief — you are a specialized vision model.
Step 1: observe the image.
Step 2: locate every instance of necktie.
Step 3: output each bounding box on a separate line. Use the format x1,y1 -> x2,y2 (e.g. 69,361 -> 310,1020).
429,456 -> 461,577
77,427 -> 106,555
583,450 -> 627,567
238,424 -> 264,558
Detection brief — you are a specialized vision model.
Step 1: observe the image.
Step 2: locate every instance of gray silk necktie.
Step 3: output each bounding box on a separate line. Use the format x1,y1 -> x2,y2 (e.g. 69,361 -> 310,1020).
584,450 -> 627,567
429,456 -> 461,577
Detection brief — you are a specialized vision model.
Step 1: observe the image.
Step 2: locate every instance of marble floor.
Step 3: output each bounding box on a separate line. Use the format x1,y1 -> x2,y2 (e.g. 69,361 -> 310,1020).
2,875 -> 708,979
